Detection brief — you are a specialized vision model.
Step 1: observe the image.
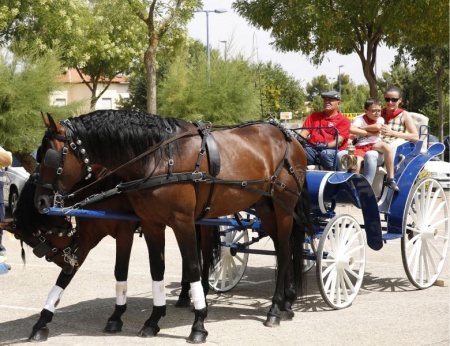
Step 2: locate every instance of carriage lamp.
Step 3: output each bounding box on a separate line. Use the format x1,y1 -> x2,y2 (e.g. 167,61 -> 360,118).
340,141 -> 357,170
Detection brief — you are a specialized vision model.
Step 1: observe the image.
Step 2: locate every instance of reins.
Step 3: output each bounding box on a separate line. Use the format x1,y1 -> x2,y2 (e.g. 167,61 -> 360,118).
63,122 -> 211,200
42,117 -> 305,225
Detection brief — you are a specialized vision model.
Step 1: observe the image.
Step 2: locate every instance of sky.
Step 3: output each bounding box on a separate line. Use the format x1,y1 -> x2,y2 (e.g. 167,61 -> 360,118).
187,0 -> 396,88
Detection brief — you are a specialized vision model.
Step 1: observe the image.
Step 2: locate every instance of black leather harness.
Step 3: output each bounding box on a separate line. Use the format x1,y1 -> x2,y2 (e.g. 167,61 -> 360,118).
41,119 -> 304,225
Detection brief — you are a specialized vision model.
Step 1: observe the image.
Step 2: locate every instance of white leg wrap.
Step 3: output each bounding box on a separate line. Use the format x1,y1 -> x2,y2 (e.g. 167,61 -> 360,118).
116,281 -> 127,305
152,280 -> 166,306
190,281 -> 206,310
44,285 -> 64,313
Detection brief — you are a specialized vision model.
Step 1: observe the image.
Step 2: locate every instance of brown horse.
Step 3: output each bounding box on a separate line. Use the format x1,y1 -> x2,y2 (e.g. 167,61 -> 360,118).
2,171 -> 219,341
34,110 -> 311,343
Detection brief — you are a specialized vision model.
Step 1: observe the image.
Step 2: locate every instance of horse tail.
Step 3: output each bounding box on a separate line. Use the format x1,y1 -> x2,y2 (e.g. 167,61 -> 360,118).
291,178 -> 313,296
197,224 -> 221,295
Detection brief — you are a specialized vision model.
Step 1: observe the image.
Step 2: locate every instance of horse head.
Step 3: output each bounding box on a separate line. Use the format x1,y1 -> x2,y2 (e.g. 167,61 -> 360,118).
34,113 -> 92,213
2,179 -> 80,274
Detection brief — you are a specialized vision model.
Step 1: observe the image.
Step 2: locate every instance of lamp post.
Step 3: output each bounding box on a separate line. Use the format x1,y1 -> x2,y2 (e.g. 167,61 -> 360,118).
219,40 -> 227,60
195,9 -> 227,70
338,65 -> 344,111
338,65 -> 344,96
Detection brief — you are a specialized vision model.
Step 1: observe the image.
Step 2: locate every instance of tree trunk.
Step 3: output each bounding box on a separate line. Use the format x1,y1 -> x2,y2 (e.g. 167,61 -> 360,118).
145,41 -> 157,114
355,42 -> 379,97
15,152 -> 37,174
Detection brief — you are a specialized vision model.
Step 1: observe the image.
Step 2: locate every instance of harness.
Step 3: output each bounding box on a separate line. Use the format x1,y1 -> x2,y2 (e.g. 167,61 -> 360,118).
36,118 -> 305,225
12,220 -> 79,275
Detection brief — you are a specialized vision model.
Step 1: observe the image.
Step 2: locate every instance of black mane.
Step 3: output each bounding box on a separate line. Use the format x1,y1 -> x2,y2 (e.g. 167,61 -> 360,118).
68,110 -> 191,168
14,179 -> 50,236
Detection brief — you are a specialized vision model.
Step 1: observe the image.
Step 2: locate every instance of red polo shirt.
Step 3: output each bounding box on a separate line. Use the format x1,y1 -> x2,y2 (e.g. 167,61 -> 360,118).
303,111 -> 350,150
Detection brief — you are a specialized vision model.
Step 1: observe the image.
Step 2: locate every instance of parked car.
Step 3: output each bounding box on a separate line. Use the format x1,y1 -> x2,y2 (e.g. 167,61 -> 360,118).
3,155 -> 30,213
424,135 -> 450,189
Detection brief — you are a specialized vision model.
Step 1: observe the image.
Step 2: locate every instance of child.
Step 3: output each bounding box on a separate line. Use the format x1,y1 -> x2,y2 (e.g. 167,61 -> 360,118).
350,98 -> 400,191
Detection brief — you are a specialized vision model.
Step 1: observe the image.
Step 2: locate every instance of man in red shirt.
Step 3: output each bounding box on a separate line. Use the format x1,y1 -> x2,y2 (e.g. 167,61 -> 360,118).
298,91 -> 350,170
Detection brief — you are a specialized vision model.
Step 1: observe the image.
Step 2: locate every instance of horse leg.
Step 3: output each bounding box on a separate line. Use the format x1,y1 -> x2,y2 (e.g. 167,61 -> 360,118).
176,266 -> 192,308
104,229 -> 134,333
172,224 -> 208,343
281,273 -> 297,321
138,225 -> 166,338
176,224 -> 217,309
28,271 -> 73,341
176,224 -> 206,308
258,210 -> 294,327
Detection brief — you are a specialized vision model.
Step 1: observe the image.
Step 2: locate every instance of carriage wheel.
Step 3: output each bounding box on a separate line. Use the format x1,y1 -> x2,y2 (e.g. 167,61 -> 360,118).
208,226 -> 249,292
401,178 -> 449,289
316,214 -> 366,309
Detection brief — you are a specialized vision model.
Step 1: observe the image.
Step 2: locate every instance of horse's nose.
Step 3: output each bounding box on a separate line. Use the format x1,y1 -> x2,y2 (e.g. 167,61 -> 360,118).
36,195 -> 51,213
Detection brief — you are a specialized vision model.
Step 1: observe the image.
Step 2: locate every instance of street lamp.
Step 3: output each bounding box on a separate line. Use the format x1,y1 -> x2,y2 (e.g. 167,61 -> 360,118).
219,40 -> 227,60
195,9 -> 228,70
338,65 -> 344,111
338,65 -> 344,97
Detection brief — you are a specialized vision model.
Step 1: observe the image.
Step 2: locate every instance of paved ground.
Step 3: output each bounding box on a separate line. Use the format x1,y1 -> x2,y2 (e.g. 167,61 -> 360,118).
0,208 -> 449,346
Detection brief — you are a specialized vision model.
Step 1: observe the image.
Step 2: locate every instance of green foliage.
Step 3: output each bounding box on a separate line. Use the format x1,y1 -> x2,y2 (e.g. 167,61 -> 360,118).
306,74 -> 370,113
233,0 -> 449,96
158,41 -> 260,123
0,48 -> 80,155
256,62 -> 305,117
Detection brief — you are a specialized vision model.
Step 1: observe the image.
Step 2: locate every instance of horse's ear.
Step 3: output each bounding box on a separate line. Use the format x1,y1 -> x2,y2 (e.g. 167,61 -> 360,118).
42,112 -> 58,132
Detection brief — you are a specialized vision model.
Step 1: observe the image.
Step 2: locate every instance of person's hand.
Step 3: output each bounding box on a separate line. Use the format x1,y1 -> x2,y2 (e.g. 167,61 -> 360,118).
381,124 -> 394,136
315,142 -> 328,150
296,134 -> 307,145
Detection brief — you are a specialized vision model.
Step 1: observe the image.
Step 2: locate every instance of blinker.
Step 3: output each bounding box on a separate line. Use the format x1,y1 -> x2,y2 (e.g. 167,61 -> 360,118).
43,149 -> 63,169
33,241 -> 52,258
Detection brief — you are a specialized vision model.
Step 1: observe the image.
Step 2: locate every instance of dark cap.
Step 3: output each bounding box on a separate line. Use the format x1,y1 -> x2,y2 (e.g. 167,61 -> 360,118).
321,91 -> 341,101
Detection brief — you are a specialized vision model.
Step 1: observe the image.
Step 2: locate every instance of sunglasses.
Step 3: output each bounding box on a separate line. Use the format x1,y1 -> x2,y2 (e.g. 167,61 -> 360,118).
384,97 -> 400,102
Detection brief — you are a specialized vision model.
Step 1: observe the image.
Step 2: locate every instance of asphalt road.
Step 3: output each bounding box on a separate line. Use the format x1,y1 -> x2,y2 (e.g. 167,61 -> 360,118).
0,212 -> 449,346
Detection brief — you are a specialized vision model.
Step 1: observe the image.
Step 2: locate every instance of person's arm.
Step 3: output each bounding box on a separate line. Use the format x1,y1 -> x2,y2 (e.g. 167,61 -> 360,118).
0,149 -> 12,167
381,111 -> 419,142
360,123 -> 382,132
350,124 -> 367,137
298,129 -> 310,141
325,135 -> 345,149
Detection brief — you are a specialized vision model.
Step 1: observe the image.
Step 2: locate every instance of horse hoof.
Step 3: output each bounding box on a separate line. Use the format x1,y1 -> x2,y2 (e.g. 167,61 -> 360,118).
138,325 -> 160,337
103,319 -> 123,333
175,297 -> 191,308
264,315 -> 281,327
280,310 -> 294,321
28,327 -> 49,342
187,331 -> 208,343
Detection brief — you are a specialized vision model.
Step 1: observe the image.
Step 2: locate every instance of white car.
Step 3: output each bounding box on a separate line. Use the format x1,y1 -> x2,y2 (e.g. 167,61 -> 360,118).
424,159 -> 450,189
3,155 -> 30,213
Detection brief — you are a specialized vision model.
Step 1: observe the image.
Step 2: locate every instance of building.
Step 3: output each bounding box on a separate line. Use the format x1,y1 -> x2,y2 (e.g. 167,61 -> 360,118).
50,68 -> 130,110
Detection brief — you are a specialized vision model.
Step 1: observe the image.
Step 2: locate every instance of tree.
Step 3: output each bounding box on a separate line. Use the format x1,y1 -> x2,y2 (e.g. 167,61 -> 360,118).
256,62 -> 306,118
397,46 -> 449,144
233,0 -> 449,97
386,61 -> 449,139
158,40 -> 260,123
126,0 -> 201,114
0,48 -> 81,171
306,74 -> 370,113
5,0 -> 147,110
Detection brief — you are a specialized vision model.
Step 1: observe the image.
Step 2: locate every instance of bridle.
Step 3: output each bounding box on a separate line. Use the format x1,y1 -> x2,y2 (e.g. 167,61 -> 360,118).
35,119 -> 93,207
10,220 -> 80,275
